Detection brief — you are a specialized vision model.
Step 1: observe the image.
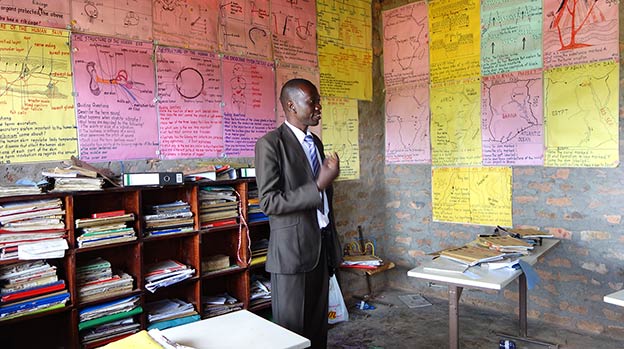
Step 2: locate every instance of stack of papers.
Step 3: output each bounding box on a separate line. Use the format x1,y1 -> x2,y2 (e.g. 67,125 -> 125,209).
507,228 -> 554,239
79,295 -> 143,347
145,298 -> 200,330
439,245 -> 507,267
80,316 -> 141,348
202,292 -> 243,318
75,212 -> 136,248
250,238 -> 268,267
341,255 -> 383,270
475,235 -> 534,254
144,201 -> 194,237
249,275 -> 271,308
144,260 -> 195,293
247,184 -> 268,223
0,184 -> 41,197
0,260 -> 70,321
0,198 -> 67,260
198,186 -> 239,228
43,165 -> 104,192
76,258 -> 134,302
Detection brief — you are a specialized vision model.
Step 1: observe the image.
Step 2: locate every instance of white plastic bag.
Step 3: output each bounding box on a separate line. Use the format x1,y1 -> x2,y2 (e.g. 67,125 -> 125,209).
328,275 -> 349,324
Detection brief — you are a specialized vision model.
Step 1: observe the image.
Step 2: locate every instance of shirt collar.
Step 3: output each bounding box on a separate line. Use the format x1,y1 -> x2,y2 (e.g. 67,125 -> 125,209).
284,120 -> 312,144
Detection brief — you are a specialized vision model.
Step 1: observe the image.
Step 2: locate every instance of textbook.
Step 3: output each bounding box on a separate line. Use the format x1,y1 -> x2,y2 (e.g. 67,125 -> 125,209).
439,245 -> 506,266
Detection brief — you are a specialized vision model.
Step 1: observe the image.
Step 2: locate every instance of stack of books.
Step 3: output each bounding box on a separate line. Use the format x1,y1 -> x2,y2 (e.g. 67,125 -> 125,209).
144,201 -> 194,237
438,245 -> 507,267
43,165 -> 104,191
250,238 -> 268,267
0,198 -> 67,260
76,258 -> 134,302
341,255 -> 383,270
475,235 -> 534,254
78,295 -> 142,348
249,275 -> 271,308
201,254 -> 232,275
145,298 -> 200,330
198,186 -> 239,228
75,211 -> 136,248
0,184 -> 41,197
247,185 -> 268,223
202,292 -> 243,318
0,260 -> 70,321
144,259 -> 195,293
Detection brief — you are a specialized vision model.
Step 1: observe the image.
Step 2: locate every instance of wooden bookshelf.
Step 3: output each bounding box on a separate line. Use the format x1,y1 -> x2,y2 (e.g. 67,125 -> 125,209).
0,179 -> 270,348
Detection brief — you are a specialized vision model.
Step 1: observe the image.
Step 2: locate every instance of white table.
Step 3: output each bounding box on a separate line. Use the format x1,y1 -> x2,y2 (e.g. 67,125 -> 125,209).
604,290 -> 624,307
161,310 -> 310,349
408,239 -> 560,349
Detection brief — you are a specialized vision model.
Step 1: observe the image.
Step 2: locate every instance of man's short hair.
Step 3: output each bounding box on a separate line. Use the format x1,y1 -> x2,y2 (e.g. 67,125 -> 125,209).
279,78 -> 315,109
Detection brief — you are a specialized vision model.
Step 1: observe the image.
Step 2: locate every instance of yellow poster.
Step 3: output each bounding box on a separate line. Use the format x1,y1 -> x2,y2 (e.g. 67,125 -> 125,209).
432,167 -> 512,226
430,79 -> 482,166
0,24 -> 77,164
544,60 -> 619,167
321,97 -> 360,181
428,0 -> 480,83
317,0 -> 372,100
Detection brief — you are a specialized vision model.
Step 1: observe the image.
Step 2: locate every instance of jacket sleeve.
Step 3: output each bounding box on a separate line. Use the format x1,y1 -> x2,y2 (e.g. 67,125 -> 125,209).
254,134 -> 322,216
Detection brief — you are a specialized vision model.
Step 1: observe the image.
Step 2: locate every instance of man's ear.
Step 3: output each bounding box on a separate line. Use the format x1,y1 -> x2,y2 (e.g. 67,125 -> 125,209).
288,101 -> 295,112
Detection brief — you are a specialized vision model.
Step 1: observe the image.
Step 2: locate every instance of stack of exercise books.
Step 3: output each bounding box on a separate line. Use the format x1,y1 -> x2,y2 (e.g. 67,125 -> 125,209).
144,259 -> 195,293
198,186 -> 239,228
202,292 -> 243,318
201,254 -> 232,275
474,235 -> 534,254
75,211 -> 136,248
0,198 -> 67,260
0,260 -> 70,321
145,298 -> 200,330
78,295 -> 142,348
247,185 -> 268,223
76,258 -> 134,302
0,184 -> 41,197
43,165 -> 105,191
438,245 -> 508,267
144,201 -> 194,237
249,238 -> 268,267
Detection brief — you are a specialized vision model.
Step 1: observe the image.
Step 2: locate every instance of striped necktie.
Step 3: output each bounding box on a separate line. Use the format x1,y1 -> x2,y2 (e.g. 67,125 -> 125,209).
304,135 -> 320,178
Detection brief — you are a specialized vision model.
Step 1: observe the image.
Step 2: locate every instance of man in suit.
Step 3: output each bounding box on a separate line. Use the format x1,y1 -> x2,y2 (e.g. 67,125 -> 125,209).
255,78 -> 342,349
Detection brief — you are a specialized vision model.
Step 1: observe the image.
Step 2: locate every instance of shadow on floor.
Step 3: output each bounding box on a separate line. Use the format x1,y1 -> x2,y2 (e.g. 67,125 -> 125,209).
327,289 -> 622,349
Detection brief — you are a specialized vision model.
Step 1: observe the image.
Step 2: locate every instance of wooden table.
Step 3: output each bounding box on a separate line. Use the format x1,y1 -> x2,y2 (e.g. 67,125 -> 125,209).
408,239 -> 560,349
161,310 -> 310,349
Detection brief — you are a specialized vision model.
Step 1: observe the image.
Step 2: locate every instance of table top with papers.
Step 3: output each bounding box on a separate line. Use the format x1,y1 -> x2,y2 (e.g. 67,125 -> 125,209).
408,239 -> 559,290
604,289 -> 624,308
161,309 -> 310,349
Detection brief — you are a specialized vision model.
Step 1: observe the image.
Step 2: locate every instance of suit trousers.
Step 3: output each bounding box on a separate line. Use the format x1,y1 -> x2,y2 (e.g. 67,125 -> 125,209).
271,231 -> 330,349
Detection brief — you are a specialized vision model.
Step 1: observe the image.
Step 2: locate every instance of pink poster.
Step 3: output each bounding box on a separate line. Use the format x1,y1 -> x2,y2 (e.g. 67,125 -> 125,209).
0,0 -> 70,28
271,0 -> 318,67
72,34 -> 158,161
275,63 -> 321,136
543,0 -> 618,68
382,1 -> 429,87
385,83 -> 430,164
222,55 -> 276,157
156,47 -> 224,159
218,0 -> 272,60
71,0 -> 153,41
153,0 -> 218,51
481,69 -> 543,165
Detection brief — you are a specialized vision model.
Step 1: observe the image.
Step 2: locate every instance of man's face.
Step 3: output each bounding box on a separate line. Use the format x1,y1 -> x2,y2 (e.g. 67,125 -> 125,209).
288,83 -> 322,131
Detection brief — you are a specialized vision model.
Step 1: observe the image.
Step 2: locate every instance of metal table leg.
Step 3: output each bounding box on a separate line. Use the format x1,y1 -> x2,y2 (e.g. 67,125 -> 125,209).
449,285 -> 463,349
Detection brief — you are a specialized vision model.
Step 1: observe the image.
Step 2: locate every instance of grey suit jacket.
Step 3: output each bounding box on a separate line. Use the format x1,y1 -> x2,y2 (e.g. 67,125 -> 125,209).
254,123 -> 342,274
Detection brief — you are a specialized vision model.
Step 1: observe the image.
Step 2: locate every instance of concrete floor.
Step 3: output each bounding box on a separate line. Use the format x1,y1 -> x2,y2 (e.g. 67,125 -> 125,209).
327,289 -> 623,349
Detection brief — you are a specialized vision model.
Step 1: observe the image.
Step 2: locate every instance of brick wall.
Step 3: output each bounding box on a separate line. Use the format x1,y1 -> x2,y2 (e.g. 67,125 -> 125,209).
333,0 -> 624,340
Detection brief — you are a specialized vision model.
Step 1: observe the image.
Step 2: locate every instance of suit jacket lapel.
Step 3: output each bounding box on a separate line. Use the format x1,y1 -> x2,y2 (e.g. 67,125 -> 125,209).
279,124 -> 315,179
